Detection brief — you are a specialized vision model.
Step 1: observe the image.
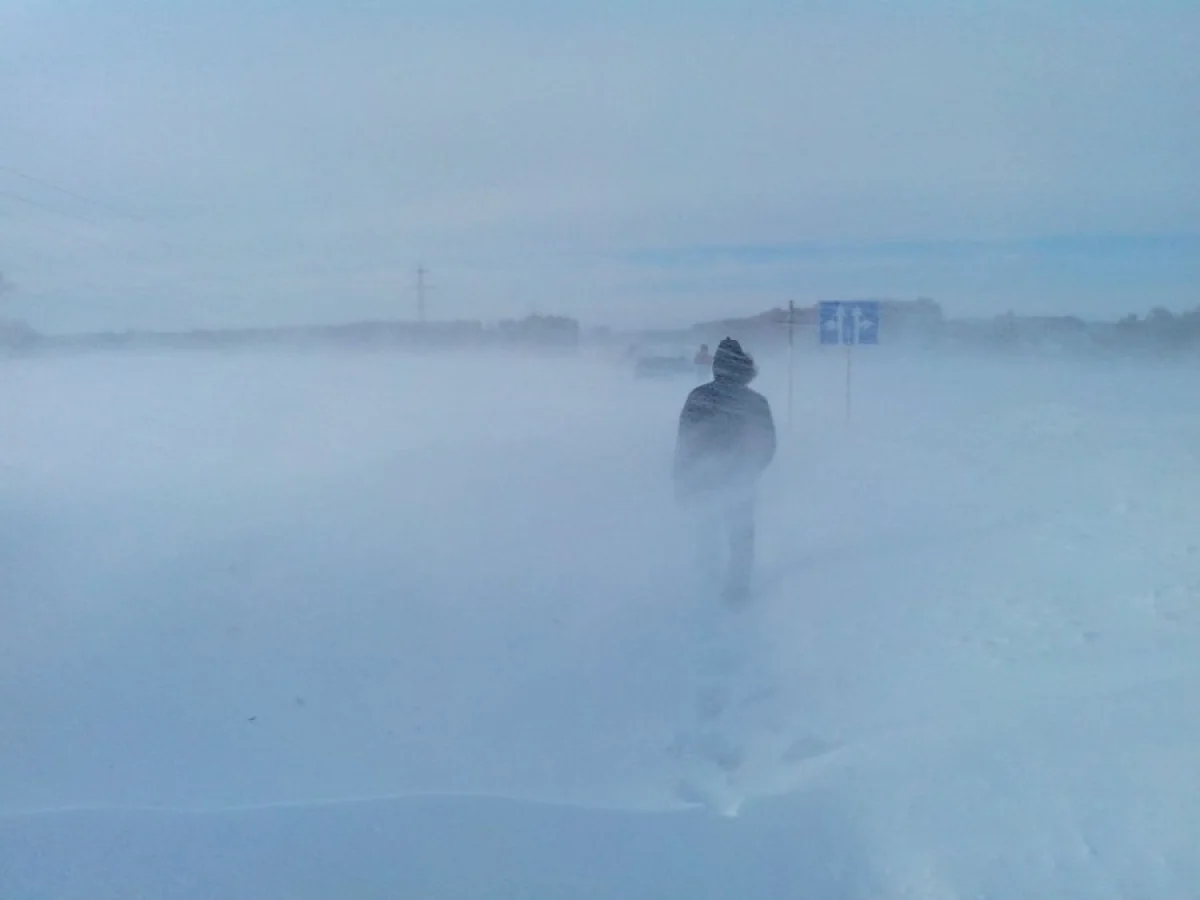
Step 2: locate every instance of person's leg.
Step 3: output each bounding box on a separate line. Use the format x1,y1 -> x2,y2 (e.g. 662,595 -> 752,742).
723,493 -> 756,605
692,495 -> 724,584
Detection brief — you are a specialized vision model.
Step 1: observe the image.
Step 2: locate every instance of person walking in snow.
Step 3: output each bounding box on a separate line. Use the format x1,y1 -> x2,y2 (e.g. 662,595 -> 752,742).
693,343 -> 713,381
673,337 -> 776,605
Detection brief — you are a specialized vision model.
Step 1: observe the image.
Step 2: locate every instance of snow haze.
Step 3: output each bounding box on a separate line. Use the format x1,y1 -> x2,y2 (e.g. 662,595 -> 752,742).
3,345 -> 1199,897
2,2 -> 1198,330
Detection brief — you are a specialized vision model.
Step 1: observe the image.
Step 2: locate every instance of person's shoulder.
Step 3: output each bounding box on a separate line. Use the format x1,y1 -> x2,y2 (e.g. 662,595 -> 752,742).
680,382 -> 713,411
745,386 -> 773,411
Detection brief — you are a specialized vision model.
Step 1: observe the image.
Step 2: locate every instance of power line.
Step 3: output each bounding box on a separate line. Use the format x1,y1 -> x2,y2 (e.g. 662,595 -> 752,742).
0,158 -> 417,326
0,184 -> 107,226
0,162 -> 143,222
0,186 -> 65,214
0,166 -> 252,304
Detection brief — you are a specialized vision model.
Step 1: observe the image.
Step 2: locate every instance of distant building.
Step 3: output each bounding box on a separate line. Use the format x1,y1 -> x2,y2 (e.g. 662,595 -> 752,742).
0,318 -> 39,352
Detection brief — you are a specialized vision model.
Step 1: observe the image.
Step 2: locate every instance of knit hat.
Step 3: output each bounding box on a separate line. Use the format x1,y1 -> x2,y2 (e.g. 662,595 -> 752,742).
712,336 -> 757,383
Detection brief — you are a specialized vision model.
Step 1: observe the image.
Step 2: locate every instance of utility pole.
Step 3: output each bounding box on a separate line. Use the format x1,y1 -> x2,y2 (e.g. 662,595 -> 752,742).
0,271 -> 14,323
787,300 -> 795,432
415,264 -> 428,323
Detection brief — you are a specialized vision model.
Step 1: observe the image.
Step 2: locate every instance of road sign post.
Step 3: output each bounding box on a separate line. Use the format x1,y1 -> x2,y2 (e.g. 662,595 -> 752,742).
787,300 -> 795,432
818,300 -> 879,425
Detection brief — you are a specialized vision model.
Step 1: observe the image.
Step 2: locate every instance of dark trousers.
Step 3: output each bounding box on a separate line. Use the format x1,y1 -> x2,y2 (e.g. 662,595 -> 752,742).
694,491 -> 756,602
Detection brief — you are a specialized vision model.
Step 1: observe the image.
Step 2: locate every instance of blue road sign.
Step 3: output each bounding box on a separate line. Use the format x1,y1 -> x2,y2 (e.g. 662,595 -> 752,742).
818,301 -> 842,345
850,301 -> 880,345
819,300 -> 880,345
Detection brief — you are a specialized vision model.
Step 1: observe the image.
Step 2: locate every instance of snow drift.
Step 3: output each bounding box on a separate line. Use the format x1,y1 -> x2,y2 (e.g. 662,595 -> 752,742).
2,347 -> 1198,898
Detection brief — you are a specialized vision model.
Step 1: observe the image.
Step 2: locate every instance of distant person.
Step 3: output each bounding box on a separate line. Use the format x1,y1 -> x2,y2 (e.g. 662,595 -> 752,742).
693,343 -> 712,381
673,337 -> 776,605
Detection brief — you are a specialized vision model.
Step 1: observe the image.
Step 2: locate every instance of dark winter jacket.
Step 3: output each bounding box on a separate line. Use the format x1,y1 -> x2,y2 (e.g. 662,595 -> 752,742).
674,338 -> 776,500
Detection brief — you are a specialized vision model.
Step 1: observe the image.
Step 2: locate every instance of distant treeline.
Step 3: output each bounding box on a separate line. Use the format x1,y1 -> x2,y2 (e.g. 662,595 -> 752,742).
0,313 -> 581,355
621,299 -> 1200,358
944,306 -> 1200,356
5,301 -> 1200,358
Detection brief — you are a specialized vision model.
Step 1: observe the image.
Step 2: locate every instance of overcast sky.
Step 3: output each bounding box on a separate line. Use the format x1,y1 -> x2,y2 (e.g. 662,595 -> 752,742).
1,0 -> 1197,333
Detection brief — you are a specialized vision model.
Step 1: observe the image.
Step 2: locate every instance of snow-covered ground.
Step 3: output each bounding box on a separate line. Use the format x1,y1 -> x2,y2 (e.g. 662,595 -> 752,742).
3,346 -> 1199,898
